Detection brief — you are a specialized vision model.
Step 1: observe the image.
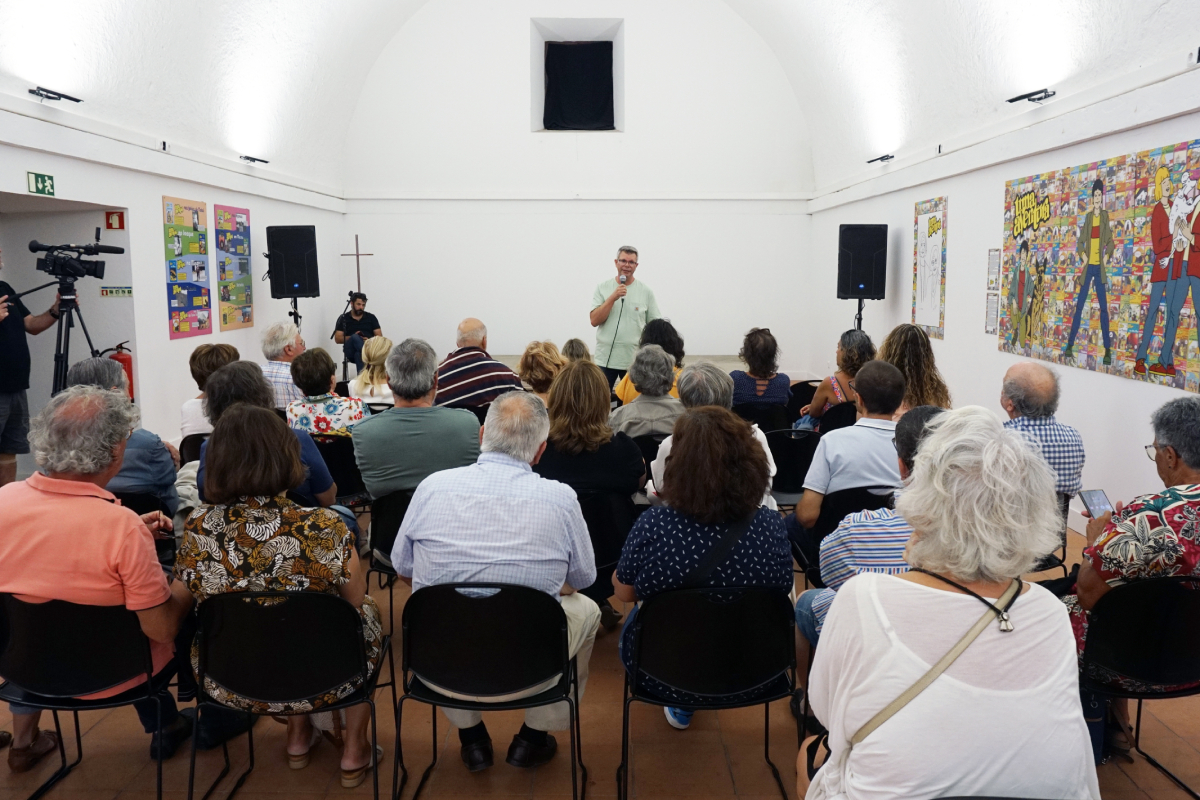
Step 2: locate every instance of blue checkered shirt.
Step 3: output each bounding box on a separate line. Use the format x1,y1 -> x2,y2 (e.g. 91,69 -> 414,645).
262,360 -> 304,408
392,452 -> 597,598
1004,415 -> 1085,496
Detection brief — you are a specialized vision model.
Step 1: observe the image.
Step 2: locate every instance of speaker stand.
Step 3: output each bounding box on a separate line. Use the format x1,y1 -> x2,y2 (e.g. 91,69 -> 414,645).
288,298 -> 302,332
854,298 -> 865,331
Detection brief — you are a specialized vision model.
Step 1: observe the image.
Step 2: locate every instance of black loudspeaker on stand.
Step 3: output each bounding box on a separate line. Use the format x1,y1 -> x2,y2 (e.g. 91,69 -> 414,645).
265,225 -> 320,331
836,224 -> 887,330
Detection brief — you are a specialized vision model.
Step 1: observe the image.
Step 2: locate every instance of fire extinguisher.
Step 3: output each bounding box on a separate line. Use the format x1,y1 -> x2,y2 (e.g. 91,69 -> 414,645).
100,341 -> 135,401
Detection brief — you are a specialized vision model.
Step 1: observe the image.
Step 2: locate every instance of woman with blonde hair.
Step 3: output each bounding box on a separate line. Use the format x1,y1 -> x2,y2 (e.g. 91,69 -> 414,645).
518,340 -> 567,404
349,336 -> 394,405
877,323 -> 951,414
561,338 -> 592,363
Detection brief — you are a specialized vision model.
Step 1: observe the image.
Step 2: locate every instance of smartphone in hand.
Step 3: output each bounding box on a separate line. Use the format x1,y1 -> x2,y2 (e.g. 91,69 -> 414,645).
1079,489 -> 1114,518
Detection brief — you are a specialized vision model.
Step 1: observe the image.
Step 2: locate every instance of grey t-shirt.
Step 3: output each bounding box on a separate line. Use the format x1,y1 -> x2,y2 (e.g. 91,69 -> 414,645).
352,406 -> 481,499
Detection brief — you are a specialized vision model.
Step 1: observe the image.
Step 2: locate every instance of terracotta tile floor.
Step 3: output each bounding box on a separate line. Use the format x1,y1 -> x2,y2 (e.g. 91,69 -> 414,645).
0,530 -> 1197,799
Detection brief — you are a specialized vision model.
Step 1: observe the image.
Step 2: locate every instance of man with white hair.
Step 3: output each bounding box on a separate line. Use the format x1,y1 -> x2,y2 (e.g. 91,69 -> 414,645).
260,321 -> 306,408
434,317 -> 522,410
392,391 -> 599,774
1000,361 -> 1085,506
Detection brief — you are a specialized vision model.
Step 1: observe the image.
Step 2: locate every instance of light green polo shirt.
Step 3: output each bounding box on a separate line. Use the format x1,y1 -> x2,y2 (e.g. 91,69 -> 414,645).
592,278 -> 661,371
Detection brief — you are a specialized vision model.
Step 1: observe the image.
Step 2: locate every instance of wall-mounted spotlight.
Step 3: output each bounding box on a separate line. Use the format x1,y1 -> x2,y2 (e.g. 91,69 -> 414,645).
29,86 -> 82,103
239,155 -> 269,164
1006,88 -> 1056,104
867,154 -> 895,164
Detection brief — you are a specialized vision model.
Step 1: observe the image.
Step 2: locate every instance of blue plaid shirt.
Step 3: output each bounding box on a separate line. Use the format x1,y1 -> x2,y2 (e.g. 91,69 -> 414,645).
262,360 -> 304,409
1004,415 -> 1085,496
392,452 -> 596,598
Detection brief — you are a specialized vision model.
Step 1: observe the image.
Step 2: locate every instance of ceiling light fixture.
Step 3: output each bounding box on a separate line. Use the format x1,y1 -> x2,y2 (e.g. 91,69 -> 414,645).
1006,88 -> 1056,104
867,154 -> 895,164
239,155 -> 269,164
29,86 -> 82,103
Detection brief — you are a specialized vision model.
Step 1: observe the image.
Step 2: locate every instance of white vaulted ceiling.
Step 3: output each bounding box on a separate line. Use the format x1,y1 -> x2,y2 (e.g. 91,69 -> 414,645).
0,0 -> 1196,195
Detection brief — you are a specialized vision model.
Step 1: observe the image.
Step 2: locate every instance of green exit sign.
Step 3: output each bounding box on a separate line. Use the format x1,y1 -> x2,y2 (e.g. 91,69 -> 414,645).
27,172 -> 55,196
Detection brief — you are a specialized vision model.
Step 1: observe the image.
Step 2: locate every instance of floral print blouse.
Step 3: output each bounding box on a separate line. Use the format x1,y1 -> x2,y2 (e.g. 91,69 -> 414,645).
286,393 -> 369,437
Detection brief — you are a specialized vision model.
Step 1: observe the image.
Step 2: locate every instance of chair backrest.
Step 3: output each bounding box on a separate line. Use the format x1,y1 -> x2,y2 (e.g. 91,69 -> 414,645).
370,489 -> 415,559
312,435 -> 367,498
273,408 -> 288,422
403,583 -> 568,696
629,587 -> 794,696
819,401 -> 858,433
0,594 -> 152,698
179,433 -> 209,466
731,403 -> 789,433
196,591 -> 368,704
334,380 -> 350,397
366,403 -> 391,416
1081,576 -> 1200,696
577,491 -> 638,570
631,433 -> 668,473
810,485 -> 895,542
470,404 -> 491,425
763,429 -> 820,495
112,491 -> 168,516
786,380 -> 821,423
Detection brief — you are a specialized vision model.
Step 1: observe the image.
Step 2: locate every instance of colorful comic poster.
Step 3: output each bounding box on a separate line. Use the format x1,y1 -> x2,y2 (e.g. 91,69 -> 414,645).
163,197 -> 212,340
214,205 -> 254,330
1000,139 -> 1200,392
912,197 -> 947,339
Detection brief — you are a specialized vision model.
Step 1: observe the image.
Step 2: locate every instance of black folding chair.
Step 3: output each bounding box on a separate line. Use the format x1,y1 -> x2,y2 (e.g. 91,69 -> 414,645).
469,404 -> 491,425
1079,576 -> 1200,799
188,591 -> 394,800
816,401 -> 857,433
179,433 -> 209,466
763,429 -> 819,509
732,403 -> 789,433
577,491 -> 638,604
631,433 -> 668,474
786,380 -> 821,424
0,594 -> 168,800
112,491 -> 176,567
618,587 -> 800,800
793,486 -> 894,585
1032,493 -> 1071,577
334,380 -> 350,397
365,489 -> 415,634
396,583 -> 586,800
311,434 -> 370,508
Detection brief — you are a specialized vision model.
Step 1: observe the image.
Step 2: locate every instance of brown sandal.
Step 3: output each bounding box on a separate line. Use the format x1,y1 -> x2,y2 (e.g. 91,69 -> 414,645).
8,730 -> 59,773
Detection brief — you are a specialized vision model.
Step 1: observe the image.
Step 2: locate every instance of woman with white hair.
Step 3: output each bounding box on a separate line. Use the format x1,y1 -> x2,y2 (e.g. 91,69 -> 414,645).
802,406 -> 1099,800
608,345 -> 684,438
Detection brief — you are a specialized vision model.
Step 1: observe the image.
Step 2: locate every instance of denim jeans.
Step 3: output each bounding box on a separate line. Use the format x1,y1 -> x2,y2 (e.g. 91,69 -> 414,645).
342,335 -> 366,372
1066,264 -> 1111,351
1135,280 -> 1168,362
1159,275 -> 1200,367
794,589 -> 822,647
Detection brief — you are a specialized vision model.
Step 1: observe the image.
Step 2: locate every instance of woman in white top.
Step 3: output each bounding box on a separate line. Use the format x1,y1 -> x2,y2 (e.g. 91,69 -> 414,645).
802,406 -> 1099,800
349,336 -> 394,406
181,343 -> 239,437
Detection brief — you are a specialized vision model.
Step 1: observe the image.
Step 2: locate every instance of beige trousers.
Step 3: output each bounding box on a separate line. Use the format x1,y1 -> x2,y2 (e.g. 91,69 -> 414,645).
426,592 -> 600,732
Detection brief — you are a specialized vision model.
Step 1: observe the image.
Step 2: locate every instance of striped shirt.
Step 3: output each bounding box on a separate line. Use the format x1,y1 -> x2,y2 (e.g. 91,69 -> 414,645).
262,360 -> 304,408
809,507 -> 912,636
1003,415 -> 1085,496
434,347 -> 523,409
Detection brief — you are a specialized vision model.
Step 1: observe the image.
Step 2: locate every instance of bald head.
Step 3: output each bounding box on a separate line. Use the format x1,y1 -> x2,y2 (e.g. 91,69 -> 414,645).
456,318 -> 488,349
1001,362 -> 1060,419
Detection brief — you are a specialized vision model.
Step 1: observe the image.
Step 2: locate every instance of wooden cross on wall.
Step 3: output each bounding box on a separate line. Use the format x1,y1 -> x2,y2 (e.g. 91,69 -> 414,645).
340,235 -> 374,293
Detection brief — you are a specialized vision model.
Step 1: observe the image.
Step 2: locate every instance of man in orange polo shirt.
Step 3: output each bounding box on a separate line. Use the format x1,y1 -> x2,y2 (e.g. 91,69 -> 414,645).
0,386 -> 195,771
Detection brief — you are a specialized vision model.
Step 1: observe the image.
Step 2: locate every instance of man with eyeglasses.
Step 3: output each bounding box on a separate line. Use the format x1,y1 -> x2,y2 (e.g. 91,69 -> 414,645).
590,246 -> 661,389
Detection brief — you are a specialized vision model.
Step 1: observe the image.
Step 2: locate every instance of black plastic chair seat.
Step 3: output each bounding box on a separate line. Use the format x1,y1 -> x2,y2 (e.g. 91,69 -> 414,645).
404,673 -> 570,712
628,672 -> 793,709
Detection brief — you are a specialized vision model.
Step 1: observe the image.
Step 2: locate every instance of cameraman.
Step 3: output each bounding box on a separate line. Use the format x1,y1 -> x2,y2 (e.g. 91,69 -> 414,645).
0,246 -> 61,488
333,292 -> 381,373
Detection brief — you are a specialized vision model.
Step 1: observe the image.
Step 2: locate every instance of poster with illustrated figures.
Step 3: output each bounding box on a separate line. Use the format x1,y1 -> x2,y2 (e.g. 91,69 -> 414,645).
163,196 -> 212,340
214,205 -> 254,330
999,139 -> 1200,392
912,196 -> 947,338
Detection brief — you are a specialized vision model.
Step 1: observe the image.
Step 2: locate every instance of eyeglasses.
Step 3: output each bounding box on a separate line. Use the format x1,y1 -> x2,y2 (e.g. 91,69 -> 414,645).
1145,443 -> 1160,461
892,436 -> 898,452
617,259 -> 638,266
848,381 -> 857,392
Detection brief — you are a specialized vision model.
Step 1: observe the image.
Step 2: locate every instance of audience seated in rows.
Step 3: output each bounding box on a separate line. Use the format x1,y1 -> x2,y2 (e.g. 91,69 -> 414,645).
1064,395 -> 1200,760
796,329 -> 875,430
1001,362 -> 1085,502
351,338 -> 480,504
177,404 -> 383,786
0,387 -> 210,771
609,345 -> 685,438
392,391 -> 599,773
613,318 -> 684,404
181,343 -> 239,437
787,360 -> 906,566
730,327 -> 790,407
434,317 -> 523,410
261,321 -> 307,408
518,340 -> 567,404
66,357 -> 180,517
614,406 -> 792,730
286,348 -> 370,436
561,338 -> 591,362
877,323 -> 951,415
793,405 -> 944,647
800,406 -> 1099,800
649,362 -> 778,510
533,359 -> 646,629
348,336 -> 395,405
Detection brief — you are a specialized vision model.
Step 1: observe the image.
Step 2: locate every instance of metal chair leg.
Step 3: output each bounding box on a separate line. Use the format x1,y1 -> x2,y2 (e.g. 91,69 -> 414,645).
396,696 -> 438,800
26,709 -> 81,800
762,701 -> 788,800
1132,699 -> 1200,800
573,666 -> 587,800
616,675 -> 633,800
368,699 -> 380,800
222,711 -> 256,800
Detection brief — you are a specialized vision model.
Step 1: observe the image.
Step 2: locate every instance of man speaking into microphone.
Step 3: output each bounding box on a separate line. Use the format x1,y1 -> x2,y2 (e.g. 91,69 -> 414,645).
590,246 -> 661,388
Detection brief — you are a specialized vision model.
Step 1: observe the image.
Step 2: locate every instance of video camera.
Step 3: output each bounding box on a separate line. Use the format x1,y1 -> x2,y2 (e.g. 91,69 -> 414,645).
29,227 -> 123,282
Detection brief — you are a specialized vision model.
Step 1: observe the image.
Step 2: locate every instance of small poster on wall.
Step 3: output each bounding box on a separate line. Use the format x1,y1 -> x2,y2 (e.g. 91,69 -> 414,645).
163,196 -> 212,339
214,205 -> 254,330
913,196 -> 947,339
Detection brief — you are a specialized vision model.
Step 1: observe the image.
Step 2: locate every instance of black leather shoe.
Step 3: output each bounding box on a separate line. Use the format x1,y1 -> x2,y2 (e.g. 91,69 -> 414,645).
461,739 -> 494,772
149,710 -> 194,761
505,733 -> 557,768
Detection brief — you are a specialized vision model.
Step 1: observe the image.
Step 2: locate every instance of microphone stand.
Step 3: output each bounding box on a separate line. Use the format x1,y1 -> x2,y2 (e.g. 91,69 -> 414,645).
330,291 -> 355,381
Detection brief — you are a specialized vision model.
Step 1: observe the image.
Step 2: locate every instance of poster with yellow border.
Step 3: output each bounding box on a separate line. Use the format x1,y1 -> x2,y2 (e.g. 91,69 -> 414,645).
215,205 -> 254,330
163,197 -> 211,340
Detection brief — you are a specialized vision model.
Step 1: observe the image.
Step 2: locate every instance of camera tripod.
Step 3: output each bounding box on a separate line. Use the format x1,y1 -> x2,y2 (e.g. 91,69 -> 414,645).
14,278 -> 99,395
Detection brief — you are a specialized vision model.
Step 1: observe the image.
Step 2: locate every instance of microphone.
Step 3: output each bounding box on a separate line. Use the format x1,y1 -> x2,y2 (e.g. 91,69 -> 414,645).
619,274 -> 626,285
29,240 -> 124,255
